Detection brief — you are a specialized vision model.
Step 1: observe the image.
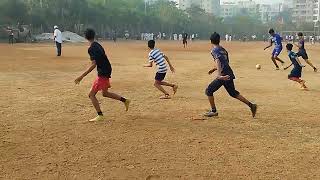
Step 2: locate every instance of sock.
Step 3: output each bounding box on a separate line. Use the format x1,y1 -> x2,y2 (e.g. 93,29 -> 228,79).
211,107 -> 217,112
120,97 -> 126,103
98,112 -> 103,116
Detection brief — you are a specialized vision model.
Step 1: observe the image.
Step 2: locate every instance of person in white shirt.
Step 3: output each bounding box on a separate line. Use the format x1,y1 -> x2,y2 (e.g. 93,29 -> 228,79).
54,25 -> 62,56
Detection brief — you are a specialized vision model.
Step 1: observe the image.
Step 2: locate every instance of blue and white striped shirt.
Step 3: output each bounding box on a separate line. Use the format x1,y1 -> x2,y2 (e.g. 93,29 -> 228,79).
148,48 -> 167,73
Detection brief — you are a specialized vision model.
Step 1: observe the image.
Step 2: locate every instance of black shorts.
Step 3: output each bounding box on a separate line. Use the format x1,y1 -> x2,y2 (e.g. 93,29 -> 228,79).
297,50 -> 308,60
183,39 -> 187,44
206,79 -> 240,98
155,72 -> 166,81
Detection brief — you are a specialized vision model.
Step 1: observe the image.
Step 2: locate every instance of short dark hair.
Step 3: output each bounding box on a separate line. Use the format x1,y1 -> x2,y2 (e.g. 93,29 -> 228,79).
298,32 -> 303,36
85,28 -> 95,40
210,32 -> 220,45
286,43 -> 293,51
269,28 -> 275,34
148,40 -> 155,49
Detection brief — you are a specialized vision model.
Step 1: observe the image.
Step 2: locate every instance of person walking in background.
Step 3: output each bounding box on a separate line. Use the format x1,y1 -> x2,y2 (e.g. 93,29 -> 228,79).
8,29 -> 14,44
53,26 -> 62,56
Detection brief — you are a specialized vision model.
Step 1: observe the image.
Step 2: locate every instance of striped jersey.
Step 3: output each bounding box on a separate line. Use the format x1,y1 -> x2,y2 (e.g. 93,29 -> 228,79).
148,48 -> 167,73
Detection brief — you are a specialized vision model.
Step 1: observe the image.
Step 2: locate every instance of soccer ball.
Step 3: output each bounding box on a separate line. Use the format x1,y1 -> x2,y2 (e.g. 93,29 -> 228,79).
256,64 -> 261,70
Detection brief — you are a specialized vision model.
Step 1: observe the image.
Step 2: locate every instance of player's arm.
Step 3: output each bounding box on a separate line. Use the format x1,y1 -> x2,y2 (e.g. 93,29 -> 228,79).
164,55 -> 175,73
284,63 -> 293,70
144,55 -> 154,67
53,31 -> 56,41
143,61 -> 153,67
264,39 -> 273,50
215,59 -> 230,81
208,65 -> 217,75
296,57 -> 305,67
75,60 -> 96,84
294,43 -> 302,48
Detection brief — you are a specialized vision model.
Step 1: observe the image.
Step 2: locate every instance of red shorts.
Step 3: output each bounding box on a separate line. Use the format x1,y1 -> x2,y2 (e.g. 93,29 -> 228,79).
91,76 -> 111,92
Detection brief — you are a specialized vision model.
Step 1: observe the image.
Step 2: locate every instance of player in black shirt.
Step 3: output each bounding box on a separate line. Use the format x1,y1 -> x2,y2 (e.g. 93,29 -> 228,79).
75,29 -> 131,122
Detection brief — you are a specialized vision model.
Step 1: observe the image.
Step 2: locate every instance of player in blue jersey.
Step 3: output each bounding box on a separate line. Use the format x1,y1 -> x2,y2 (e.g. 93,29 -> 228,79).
284,43 -> 308,90
264,29 -> 285,70
294,32 -> 317,72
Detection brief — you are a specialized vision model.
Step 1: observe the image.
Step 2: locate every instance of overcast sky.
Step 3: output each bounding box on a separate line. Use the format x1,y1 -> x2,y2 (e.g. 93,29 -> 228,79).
221,0 -> 282,4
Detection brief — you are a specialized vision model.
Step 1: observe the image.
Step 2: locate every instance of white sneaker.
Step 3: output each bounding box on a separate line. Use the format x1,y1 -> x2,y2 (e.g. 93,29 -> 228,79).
204,111 -> 218,117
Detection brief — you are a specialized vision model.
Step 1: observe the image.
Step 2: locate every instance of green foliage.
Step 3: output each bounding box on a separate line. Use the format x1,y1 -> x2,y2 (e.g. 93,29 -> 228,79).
0,0 -> 313,38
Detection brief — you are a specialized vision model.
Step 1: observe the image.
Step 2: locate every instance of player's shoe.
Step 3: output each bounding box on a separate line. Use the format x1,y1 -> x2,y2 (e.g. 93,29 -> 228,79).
275,67 -> 280,70
124,99 -> 131,111
314,67 -> 318,72
89,115 -> 104,122
250,104 -> 257,118
204,111 -> 218,117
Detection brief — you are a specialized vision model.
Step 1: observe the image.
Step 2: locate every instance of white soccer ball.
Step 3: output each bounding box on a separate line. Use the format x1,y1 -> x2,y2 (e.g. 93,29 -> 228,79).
256,64 -> 261,70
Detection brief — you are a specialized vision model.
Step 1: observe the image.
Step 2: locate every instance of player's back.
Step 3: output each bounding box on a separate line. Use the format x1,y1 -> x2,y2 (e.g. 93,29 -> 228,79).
89,42 -> 112,77
299,39 -> 305,50
273,34 -> 282,47
211,46 -> 235,79
288,51 -> 299,67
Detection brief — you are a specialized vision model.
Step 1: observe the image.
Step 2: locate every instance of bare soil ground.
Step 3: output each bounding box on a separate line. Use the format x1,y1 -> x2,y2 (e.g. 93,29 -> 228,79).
1,40 -> 320,179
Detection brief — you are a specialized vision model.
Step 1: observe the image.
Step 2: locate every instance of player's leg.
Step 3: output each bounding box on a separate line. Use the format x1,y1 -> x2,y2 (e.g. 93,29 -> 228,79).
204,79 -> 223,117
58,43 -> 62,56
160,81 -> 178,95
289,77 -> 307,89
100,78 -> 130,111
224,80 -> 257,118
154,73 -> 170,98
154,81 -> 170,99
302,52 -> 317,72
271,56 -> 280,69
88,89 -> 104,122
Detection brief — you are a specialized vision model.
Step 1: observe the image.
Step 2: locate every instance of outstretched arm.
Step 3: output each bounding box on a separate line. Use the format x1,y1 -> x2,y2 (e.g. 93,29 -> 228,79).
143,62 -> 153,67
284,63 -> 293,70
264,39 -> 273,50
164,55 -> 175,72
75,61 -> 96,84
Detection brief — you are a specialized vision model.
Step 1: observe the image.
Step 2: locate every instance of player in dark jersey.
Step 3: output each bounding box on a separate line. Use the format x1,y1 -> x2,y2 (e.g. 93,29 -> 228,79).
295,32 -> 317,72
75,29 -> 131,122
182,32 -> 188,48
204,32 -> 257,118
284,44 -> 308,90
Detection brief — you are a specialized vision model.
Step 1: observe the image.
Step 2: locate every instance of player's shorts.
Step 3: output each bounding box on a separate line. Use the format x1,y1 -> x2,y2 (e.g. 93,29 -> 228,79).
92,76 -> 111,92
183,39 -> 187,44
288,66 -> 302,78
155,72 -> 166,82
272,47 -> 282,57
297,50 -> 309,60
206,79 -> 240,98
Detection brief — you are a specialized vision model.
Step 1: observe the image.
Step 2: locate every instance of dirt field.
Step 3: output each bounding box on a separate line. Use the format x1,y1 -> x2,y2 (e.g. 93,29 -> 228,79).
1,40 -> 320,179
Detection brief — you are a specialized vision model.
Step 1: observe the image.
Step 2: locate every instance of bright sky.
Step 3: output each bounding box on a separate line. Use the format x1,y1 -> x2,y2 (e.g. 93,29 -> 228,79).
221,0 -> 282,4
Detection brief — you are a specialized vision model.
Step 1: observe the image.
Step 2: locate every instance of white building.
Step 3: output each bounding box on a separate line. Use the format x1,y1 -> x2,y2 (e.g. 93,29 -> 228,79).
176,0 -> 221,15
291,0 -> 319,23
258,3 -> 283,23
221,2 -> 238,17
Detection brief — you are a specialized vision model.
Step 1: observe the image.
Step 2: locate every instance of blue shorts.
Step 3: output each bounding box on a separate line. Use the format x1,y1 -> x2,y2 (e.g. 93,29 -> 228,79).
272,47 -> 282,57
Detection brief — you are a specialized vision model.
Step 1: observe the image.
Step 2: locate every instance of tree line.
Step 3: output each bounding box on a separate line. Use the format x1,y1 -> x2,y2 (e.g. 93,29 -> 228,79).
0,0 -> 316,39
